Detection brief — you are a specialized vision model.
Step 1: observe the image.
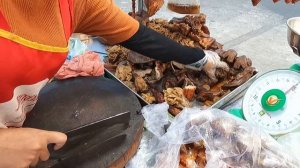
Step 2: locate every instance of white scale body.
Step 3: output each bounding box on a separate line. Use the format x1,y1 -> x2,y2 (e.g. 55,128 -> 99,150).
243,69 -> 300,135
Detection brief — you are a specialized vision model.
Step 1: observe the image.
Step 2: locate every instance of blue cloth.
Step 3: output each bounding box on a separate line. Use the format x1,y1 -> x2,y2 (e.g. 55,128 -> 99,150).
67,37 -> 108,61
67,38 -> 87,60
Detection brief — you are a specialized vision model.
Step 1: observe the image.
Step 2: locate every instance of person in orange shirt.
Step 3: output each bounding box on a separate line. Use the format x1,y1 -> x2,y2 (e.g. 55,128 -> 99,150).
0,0 -> 228,167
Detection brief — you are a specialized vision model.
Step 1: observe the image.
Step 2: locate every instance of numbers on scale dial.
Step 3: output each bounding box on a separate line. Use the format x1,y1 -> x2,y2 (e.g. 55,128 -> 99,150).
253,95 -> 258,100
276,120 -> 281,125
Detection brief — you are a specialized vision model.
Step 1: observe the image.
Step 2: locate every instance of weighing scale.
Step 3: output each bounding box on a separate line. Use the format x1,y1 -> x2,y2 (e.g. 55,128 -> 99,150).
235,17 -> 300,136
243,69 -> 300,135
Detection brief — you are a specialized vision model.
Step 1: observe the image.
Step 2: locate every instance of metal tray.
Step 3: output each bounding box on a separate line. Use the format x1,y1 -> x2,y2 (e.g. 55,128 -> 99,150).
211,70 -> 258,109
105,69 -> 150,106
105,68 -> 258,108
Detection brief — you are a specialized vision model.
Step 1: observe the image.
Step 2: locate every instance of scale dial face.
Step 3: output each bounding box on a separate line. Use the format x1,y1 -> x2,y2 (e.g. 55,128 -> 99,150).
243,69 -> 300,135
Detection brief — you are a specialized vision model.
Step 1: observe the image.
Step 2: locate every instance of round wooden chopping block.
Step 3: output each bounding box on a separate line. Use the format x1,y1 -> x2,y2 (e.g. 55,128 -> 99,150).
24,77 -> 144,168
49,115 -> 144,168
109,125 -> 144,168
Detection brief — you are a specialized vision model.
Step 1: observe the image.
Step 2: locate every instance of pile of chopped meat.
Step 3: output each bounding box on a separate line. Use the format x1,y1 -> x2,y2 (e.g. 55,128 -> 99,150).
146,15 -> 219,49
105,14 -> 256,115
179,141 -> 206,168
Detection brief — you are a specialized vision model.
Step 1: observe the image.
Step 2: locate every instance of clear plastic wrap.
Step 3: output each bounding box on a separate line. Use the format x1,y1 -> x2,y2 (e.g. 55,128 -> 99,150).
68,34 -> 107,61
126,103 -> 300,168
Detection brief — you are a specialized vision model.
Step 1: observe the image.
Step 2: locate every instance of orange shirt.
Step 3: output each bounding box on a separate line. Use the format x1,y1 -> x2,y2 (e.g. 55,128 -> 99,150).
0,0 -> 139,46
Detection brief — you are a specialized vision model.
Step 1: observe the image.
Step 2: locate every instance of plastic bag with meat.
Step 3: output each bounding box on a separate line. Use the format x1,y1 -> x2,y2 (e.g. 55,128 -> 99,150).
126,103 -> 300,168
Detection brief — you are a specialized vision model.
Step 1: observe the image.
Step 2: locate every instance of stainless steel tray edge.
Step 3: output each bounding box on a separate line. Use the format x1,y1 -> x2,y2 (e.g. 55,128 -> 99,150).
211,70 -> 259,109
104,69 -> 150,106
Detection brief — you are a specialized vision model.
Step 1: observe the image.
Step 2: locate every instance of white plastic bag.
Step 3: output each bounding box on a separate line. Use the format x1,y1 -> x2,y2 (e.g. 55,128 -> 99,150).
277,132 -> 300,157
67,35 -> 107,61
126,103 -> 300,168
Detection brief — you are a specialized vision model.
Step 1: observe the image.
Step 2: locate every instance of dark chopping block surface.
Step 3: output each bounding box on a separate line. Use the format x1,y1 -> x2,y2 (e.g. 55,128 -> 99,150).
24,77 -> 144,168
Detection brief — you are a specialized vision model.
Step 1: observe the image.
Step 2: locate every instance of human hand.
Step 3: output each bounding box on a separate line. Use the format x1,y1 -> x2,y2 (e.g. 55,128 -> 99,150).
0,128 -> 67,168
202,50 -> 229,82
252,0 -> 299,6
186,50 -> 229,82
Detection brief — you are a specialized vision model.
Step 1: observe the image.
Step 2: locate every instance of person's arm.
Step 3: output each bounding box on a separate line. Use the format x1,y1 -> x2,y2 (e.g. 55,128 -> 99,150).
73,0 -> 204,64
73,0 -> 228,80
120,24 -> 205,64
120,26 -> 229,81
73,0 -> 139,45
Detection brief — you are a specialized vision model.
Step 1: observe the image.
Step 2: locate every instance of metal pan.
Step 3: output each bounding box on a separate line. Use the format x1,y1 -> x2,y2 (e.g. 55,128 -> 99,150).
105,68 -> 259,108
287,17 -> 300,56
105,69 -> 150,106
211,70 -> 258,109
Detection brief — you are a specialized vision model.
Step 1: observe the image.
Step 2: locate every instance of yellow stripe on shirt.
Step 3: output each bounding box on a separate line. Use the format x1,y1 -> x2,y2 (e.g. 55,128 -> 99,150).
0,29 -> 68,53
